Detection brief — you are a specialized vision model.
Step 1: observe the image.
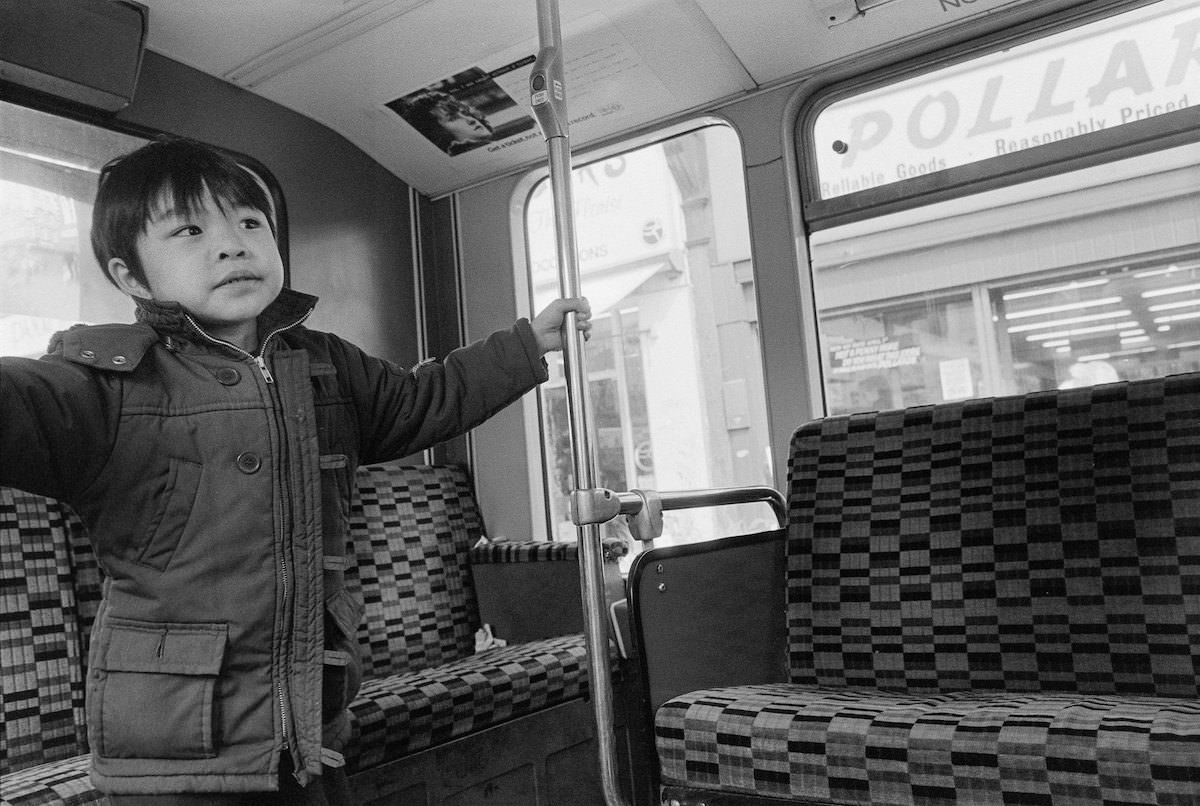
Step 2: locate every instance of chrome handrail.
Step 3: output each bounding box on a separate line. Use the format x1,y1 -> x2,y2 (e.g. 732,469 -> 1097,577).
573,485 -> 787,544
531,2 -> 626,803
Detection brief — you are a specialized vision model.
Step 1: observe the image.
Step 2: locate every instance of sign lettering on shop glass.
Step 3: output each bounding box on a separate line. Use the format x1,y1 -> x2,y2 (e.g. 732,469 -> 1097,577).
815,3 -> 1199,197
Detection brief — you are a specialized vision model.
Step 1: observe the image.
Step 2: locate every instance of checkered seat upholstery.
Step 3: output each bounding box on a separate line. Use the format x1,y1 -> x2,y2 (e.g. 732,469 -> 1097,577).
341,464 -> 589,773
654,373 -> 1200,804
0,489 -> 104,806
3,464 -> 592,804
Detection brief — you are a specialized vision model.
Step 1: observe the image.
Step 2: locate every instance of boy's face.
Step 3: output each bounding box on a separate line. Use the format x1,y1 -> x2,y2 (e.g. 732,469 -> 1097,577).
111,185 -> 285,347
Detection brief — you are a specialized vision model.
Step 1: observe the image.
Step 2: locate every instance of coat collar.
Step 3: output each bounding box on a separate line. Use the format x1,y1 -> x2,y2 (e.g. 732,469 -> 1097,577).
133,288 -> 318,353
50,289 -> 317,372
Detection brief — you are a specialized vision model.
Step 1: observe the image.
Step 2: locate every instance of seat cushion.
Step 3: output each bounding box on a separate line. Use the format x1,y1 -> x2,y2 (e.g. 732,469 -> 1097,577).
655,683 -> 1200,805
345,633 -> 588,773
0,754 -> 100,806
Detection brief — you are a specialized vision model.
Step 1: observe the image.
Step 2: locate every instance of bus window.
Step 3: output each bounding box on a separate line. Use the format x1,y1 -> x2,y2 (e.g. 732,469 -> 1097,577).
803,0 -> 1200,414
0,101 -> 146,356
523,124 -> 772,558
1,101 -> 286,359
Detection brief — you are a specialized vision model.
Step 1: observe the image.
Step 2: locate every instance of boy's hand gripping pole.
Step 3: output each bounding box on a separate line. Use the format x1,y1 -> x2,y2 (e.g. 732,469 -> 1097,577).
530,4 -> 630,806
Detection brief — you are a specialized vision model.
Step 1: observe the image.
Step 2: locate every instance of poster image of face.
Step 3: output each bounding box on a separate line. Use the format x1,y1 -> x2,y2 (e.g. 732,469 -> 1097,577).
387,60 -> 537,157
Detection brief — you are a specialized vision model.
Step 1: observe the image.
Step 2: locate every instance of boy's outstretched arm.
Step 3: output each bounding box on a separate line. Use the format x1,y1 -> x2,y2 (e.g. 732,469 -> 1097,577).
531,297 -> 592,354
1,357 -> 116,501
350,296 -> 592,465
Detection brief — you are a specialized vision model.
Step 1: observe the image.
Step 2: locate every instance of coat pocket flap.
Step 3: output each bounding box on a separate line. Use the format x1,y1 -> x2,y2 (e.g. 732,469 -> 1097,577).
100,620 -> 228,676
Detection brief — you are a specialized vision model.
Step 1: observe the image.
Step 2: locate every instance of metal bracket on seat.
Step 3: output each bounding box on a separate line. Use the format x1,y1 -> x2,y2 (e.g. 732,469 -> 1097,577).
570,487 -> 662,541
624,489 -> 663,543
570,487 -> 622,527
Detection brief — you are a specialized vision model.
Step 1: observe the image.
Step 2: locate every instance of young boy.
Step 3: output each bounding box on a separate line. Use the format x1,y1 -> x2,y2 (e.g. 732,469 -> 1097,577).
0,137 -> 590,805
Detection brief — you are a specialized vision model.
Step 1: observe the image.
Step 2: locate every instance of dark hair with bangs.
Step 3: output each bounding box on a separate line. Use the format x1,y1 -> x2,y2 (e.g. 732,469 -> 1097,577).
91,136 -> 276,288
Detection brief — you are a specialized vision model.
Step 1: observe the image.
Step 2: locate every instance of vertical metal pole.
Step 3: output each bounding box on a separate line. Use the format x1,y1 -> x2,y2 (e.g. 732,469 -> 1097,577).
529,3 -> 629,805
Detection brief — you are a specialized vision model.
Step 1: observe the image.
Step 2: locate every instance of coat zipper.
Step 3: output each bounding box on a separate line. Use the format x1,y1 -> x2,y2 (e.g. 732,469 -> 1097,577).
182,312 -> 309,383
182,309 -> 311,761
255,355 -> 275,384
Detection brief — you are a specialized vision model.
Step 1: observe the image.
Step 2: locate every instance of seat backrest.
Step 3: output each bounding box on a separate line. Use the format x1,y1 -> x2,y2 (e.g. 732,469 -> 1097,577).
0,488 -> 103,773
345,463 -> 485,678
786,372 -> 1200,697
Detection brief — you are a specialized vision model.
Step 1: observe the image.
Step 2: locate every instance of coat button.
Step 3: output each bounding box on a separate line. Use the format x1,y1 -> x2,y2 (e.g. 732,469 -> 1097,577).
111,355 -> 128,366
215,367 -> 242,385
80,350 -> 96,360
236,452 -> 262,474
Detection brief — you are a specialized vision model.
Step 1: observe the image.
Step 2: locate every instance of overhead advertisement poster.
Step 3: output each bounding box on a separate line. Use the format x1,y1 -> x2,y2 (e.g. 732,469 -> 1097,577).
384,12 -> 671,164
386,58 -> 538,157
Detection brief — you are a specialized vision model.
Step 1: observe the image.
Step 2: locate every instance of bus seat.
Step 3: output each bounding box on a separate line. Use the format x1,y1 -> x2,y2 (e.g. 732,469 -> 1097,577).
1,463 -> 624,806
632,372 -> 1200,806
340,463 -> 604,776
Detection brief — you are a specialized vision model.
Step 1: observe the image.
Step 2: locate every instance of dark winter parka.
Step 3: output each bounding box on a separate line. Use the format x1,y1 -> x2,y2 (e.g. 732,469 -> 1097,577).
0,289 -> 547,794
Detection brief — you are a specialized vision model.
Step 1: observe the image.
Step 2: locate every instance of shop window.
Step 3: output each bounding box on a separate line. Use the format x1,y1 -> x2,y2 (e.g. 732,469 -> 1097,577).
996,258 -> 1200,391
821,293 -> 980,414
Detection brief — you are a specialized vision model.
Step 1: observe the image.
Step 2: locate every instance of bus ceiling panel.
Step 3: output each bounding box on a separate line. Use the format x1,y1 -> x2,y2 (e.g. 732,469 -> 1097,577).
129,0 -> 1097,198
693,0 -> 1098,88
136,0 -> 755,197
